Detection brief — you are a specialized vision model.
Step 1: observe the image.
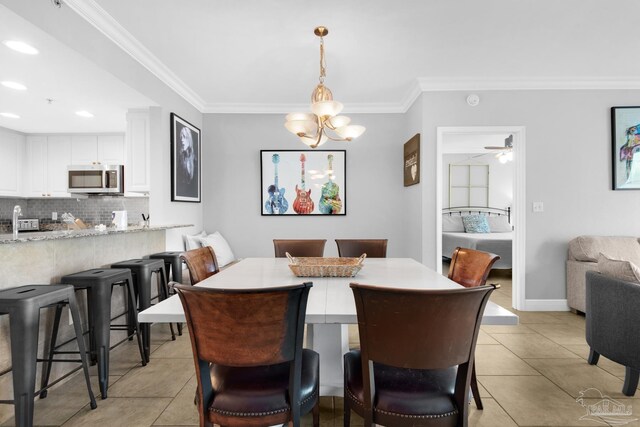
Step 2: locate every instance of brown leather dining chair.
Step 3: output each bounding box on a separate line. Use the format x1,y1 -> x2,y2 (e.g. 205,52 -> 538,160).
344,283 -> 497,427
335,239 -> 388,258
180,246 -> 220,285
273,239 -> 326,258
447,246 -> 500,410
174,282 -> 320,427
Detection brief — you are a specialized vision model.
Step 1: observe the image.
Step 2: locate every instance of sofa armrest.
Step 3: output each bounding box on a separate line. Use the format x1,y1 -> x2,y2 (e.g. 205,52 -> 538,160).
567,260 -> 597,313
586,271 -> 640,370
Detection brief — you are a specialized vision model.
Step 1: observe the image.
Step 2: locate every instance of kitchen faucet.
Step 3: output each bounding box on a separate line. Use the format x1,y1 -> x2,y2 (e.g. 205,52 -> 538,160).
13,205 -> 22,239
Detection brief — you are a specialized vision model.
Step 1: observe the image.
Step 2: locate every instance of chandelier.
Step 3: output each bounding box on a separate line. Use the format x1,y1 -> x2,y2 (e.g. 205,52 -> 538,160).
285,26 -> 366,148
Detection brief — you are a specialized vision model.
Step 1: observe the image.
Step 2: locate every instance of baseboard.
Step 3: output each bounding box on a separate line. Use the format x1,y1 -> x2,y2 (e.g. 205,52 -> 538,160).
522,299 -> 570,311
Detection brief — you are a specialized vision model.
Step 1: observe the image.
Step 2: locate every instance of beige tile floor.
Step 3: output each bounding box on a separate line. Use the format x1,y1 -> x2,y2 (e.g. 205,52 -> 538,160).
1,268 -> 638,426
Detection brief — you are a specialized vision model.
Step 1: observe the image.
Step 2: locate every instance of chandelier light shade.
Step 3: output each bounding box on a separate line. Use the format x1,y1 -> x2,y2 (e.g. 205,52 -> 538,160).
285,26 -> 365,148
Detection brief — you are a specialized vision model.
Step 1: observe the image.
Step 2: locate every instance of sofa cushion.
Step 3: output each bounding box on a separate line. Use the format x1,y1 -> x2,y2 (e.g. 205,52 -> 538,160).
597,253 -> 640,284
568,236 -> 640,265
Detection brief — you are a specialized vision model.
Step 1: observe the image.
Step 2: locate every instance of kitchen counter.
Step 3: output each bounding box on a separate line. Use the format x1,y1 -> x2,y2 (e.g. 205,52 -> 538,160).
0,222 -> 191,394
0,224 -> 192,244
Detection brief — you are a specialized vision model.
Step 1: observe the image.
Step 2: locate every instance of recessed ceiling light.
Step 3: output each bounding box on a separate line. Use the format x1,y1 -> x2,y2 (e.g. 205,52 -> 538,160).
1,81 -> 27,91
76,110 -> 94,118
3,40 -> 39,55
0,113 -> 20,119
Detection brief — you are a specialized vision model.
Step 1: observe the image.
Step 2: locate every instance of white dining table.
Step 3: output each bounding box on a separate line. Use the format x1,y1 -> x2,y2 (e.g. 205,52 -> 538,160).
138,257 -> 518,396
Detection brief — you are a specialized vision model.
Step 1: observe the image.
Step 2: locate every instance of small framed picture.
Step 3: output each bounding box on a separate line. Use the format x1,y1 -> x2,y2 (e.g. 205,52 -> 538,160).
404,134 -> 420,186
612,107 -> 640,190
260,150 -> 346,215
171,113 -> 201,202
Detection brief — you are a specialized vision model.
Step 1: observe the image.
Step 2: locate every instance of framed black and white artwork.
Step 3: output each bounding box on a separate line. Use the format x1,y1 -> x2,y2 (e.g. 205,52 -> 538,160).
171,113 -> 201,202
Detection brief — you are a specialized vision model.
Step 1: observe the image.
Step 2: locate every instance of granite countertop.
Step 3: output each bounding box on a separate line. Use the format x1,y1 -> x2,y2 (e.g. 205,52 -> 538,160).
0,224 -> 193,244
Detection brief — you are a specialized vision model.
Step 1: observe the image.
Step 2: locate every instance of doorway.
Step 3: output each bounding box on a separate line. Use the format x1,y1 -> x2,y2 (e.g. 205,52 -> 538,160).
436,126 -> 526,311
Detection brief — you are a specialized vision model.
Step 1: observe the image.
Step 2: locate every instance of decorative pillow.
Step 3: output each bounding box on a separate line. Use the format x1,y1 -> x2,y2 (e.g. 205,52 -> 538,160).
462,215 -> 490,233
183,231 -> 207,251
198,231 -> 236,267
442,216 -> 465,232
597,253 -> 640,284
486,216 -> 512,233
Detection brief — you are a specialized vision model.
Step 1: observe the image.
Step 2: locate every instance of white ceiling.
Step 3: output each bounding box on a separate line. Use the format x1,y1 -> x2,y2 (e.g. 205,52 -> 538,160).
3,0 -> 640,130
0,5 -> 154,133
84,0 -> 640,111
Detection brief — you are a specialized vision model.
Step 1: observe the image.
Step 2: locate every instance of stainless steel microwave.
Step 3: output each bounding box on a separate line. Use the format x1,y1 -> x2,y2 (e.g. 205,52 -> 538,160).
68,164 -> 124,194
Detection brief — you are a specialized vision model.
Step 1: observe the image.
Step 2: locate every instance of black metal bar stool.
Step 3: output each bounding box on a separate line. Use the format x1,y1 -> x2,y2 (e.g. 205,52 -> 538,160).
111,258 -> 173,361
52,268 -> 147,399
0,285 -> 97,427
149,251 -> 185,336
149,251 -> 185,285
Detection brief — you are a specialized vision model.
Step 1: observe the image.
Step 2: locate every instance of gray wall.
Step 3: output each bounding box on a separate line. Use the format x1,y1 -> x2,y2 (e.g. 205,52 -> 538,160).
402,99 -> 424,261
202,113 -> 414,258
420,90 -> 640,300
4,1 -> 204,250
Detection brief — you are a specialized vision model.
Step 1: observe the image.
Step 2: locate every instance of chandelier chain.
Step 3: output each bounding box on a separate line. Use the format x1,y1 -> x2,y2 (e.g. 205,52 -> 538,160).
319,36 -> 326,84
284,26 -> 365,148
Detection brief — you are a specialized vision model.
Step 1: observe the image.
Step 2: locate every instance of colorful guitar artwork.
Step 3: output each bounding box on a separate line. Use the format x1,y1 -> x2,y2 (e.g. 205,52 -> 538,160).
319,154 -> 343,214
293,153 -> 314,214
264,153 -> 288,214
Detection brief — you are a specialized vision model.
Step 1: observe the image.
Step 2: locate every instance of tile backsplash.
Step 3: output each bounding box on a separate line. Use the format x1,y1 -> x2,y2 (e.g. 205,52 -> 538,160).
0,196 -> 149,232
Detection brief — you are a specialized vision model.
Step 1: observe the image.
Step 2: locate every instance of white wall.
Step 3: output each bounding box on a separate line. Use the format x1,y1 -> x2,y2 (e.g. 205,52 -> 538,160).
5,1 -> 204,250
202,113 -> 416,258
442,153 -> 513,209
420,90 -> 640,300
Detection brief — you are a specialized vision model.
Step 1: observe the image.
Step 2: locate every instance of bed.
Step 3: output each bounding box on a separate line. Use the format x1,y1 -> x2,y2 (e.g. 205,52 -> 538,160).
442,206 -> 513,269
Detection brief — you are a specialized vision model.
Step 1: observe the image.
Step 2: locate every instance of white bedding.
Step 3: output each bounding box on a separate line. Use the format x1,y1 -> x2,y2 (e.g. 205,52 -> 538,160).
442,231 -> 513,269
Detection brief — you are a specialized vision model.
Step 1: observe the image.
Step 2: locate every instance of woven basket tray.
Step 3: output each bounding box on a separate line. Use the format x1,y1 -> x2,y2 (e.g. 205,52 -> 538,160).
286,253 -> 366,278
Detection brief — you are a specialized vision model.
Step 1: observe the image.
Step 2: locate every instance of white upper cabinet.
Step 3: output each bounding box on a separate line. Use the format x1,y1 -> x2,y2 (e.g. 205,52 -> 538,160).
25,136 -> 49,197
126,109 -> 151,192
98,135 -> 125,165
71,135 -> 125,165
71,135 -> 98,165
5,131 -> 128,198
47,136 -> 72,197
26,135 -> 72,197
0,129 -> 25,196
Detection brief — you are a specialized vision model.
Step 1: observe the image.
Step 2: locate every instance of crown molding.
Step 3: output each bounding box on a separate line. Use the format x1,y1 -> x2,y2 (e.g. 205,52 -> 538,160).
417,76 -> 640,91
63,0 -> 206,112
202,102 -> 408,114
58,2 -> 640,115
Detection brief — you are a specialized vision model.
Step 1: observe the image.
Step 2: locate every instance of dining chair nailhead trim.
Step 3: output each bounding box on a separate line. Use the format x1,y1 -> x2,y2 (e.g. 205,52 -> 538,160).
374,407 -> 459,419
209,390 -> 318,417
210,407 -> 289,417
346,387 -> 459,419
209,390 -> 317,418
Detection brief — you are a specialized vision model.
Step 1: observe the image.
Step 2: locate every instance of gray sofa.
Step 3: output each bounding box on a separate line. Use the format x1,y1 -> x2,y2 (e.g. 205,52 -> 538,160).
567,236 -> 640,313
586,271 -> 640,396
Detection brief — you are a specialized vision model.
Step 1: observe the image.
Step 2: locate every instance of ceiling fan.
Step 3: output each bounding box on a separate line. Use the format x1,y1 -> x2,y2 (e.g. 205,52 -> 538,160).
485,134 -> 513,151
485,135 -> 513,163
